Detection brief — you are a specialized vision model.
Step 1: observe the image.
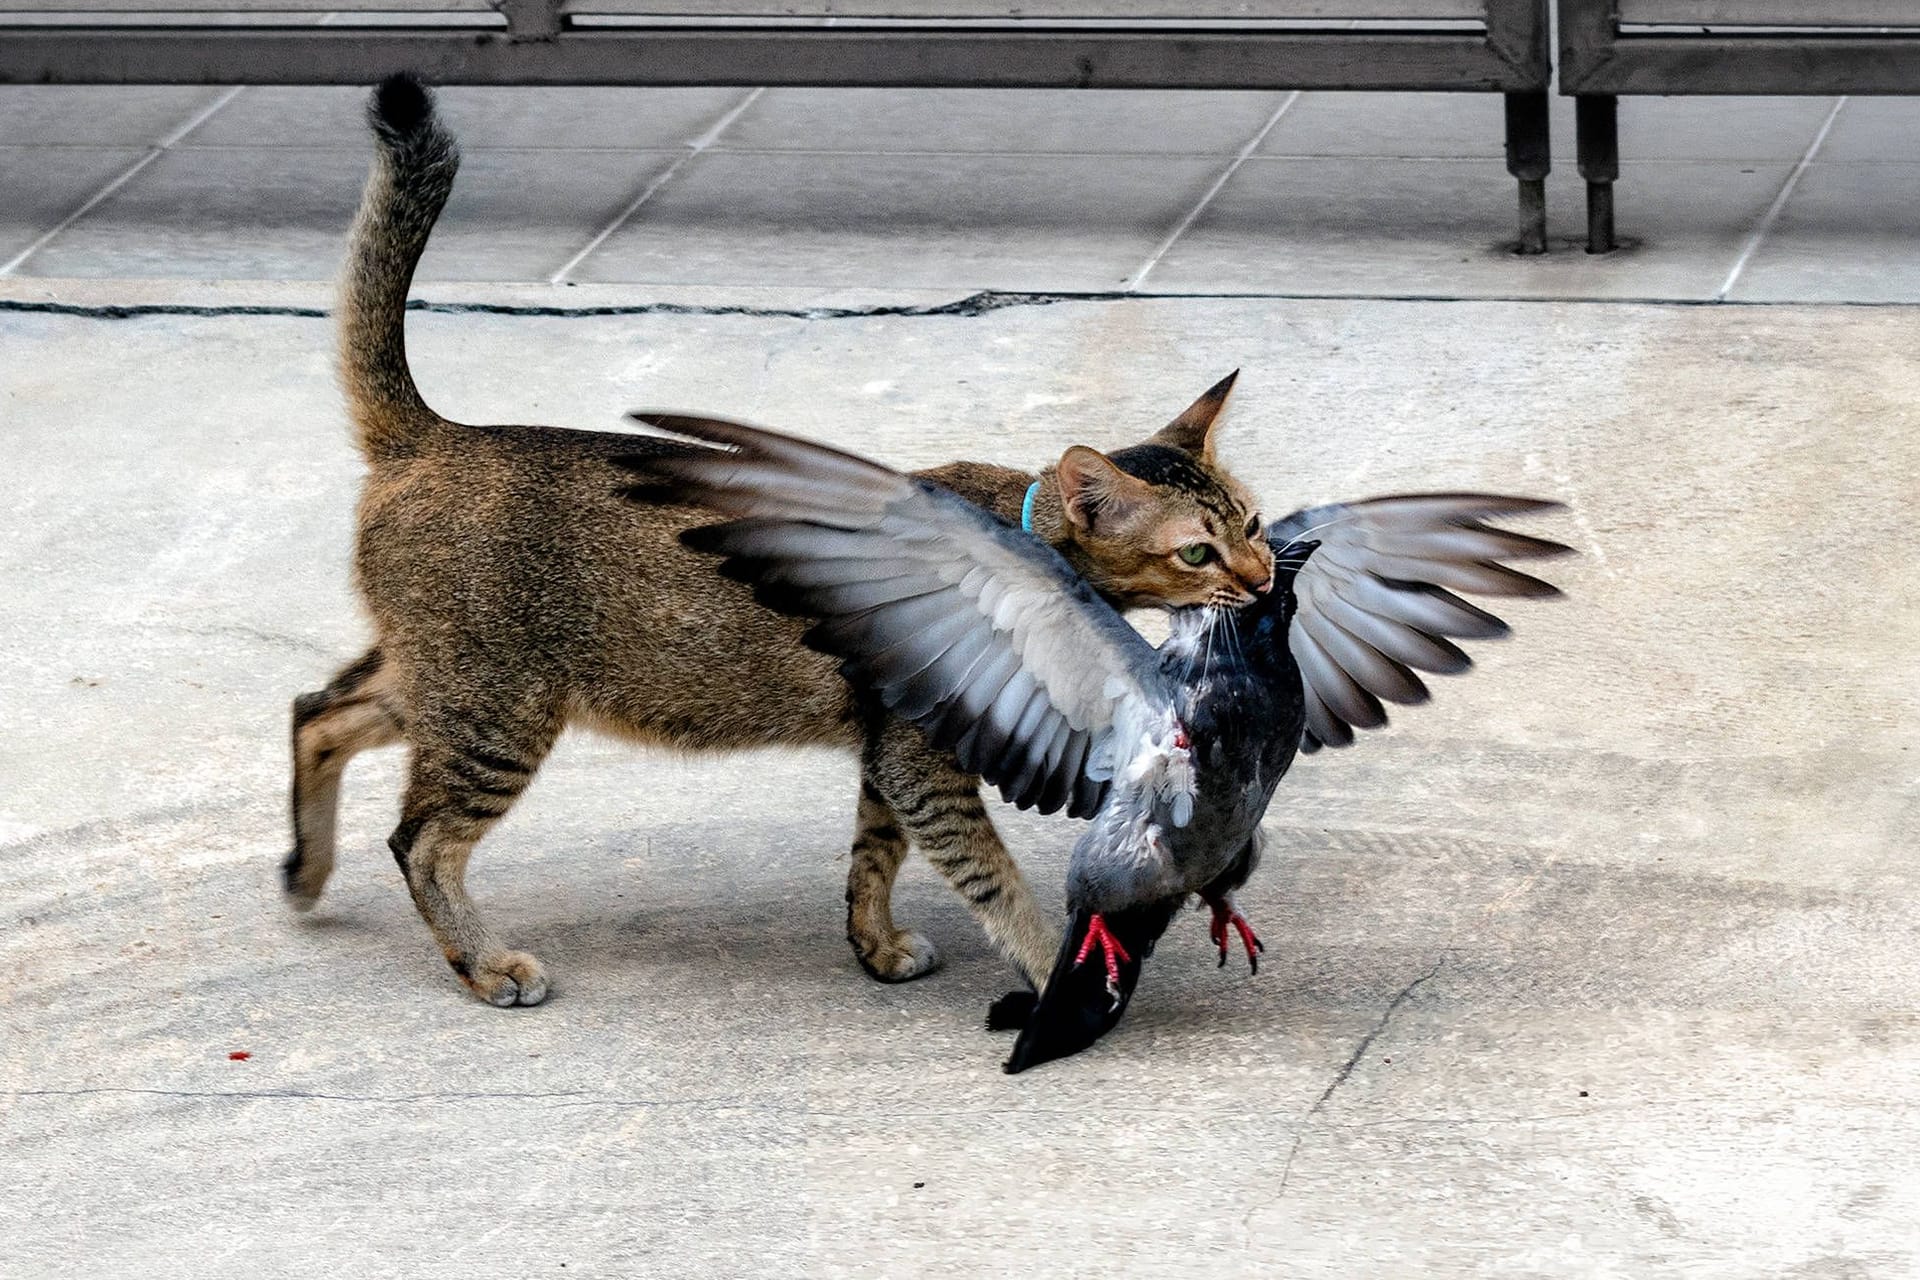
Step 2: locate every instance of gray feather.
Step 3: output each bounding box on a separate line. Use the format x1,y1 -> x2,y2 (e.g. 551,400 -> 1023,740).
884,626 -> 999,721
1301,681 -> 1352,749
1292,612 -> 1388,731
1330,573 -> 1508,641
1271,490 -> 1569,751
620,412 -> 1175,818
1296,609 -> 1429,706
1309,584 -> 1469,674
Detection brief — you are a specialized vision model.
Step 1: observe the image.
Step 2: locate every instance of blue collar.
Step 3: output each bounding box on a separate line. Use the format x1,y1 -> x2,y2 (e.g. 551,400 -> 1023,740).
1021,480 -> 1042,533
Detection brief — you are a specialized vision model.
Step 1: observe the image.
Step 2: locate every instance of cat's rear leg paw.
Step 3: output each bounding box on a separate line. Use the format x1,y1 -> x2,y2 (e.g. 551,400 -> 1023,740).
450,949 -> 550,1007
281,848 -> 328,912
851,928 -> 942,983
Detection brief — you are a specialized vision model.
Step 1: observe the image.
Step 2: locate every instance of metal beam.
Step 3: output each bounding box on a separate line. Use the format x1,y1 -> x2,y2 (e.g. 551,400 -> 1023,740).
1618,0 -> 1919,27
0,0 -> 1486,11
0,25 -> 1543,88
557,1 -> 1490,15
1561,33 -> 1920,94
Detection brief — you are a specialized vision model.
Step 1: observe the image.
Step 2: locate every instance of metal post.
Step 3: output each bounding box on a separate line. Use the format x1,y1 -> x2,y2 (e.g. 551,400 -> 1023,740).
1575,94 -> 1618,254
493,0 -> 562,39
1503,89 -> 1549,255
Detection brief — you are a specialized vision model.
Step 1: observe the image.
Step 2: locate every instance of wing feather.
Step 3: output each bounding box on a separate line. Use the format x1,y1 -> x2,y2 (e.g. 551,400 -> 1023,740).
615,413 -> 1165,816
1003,693 -> 1063,803
1301,681 -> 1351,751
1061,733 -> 1107,819
1291,623 -> 1387,731
1276,492 -> 1569,751
1309,581 -> 1469,674
1327,572 -> 1509,641
1296,608 -> 1429,706
806,592 -> 962,656
883,626 -> 998,721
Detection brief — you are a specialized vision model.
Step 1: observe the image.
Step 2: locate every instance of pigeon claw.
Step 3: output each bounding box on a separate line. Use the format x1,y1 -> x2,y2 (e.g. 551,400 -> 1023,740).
1206,896 -> 1264,974
1072,912 -> 1133,1011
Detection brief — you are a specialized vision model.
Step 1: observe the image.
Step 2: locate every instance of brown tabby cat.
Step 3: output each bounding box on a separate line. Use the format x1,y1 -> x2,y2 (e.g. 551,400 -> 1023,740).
287,75 -> 1275,1006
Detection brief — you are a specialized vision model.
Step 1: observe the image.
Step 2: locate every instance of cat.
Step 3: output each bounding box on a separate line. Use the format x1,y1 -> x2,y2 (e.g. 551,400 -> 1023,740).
285,74 -> 1276,1007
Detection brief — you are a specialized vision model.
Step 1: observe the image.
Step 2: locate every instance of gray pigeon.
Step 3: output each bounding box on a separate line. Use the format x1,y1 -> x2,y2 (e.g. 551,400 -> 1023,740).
613,413 -> 1569,1071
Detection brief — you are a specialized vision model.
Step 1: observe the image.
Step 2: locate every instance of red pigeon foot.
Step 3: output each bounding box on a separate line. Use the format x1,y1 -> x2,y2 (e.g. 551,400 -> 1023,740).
1073,912 -> 1133,1010
1205,895 -> 1264,973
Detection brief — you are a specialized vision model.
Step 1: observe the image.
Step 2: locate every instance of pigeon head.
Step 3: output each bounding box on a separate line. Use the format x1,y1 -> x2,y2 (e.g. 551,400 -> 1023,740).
1239,537 -> 1320,650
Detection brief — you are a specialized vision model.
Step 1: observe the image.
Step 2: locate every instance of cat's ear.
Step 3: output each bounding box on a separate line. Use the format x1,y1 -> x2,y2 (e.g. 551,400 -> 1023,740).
1149,369 -> 1239,459
1057,445 -> 1156,531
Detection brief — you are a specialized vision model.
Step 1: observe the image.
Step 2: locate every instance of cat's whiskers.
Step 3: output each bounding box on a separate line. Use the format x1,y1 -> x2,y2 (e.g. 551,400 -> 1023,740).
1222,608 -> 1246,669
1278,511 -> 1360,547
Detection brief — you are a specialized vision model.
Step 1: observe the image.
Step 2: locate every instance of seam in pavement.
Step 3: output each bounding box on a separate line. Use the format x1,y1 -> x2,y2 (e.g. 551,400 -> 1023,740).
0,293 -> 1086,322
547,87 -> 767,286
0,1085 -> 1728,1128
1267,952 -> 1448,1206
6,290 -> 1918,324
1123,91 -> 1304,292
1715,97 -> 1848,302
0,86 -> 246,280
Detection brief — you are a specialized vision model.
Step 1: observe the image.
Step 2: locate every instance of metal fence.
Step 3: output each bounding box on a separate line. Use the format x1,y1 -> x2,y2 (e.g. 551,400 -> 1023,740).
0,1 -> 1555,253
1559,0 -> 1920,251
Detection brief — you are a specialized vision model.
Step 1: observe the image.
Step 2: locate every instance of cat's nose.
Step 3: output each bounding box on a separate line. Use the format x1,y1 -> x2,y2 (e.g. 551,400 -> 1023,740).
1249,576 -> 1273,595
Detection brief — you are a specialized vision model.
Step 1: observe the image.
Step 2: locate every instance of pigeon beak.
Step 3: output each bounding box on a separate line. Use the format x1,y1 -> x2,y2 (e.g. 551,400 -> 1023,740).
1002,900 -> 1182,1074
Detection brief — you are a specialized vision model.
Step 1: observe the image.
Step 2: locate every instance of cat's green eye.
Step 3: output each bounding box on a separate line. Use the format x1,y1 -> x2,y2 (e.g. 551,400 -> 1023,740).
1246,514 -> 1263,539
1177,544 -> 1214,566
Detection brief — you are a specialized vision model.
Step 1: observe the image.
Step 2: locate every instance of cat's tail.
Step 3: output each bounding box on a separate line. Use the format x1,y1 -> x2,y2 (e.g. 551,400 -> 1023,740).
339,73 -> 459,463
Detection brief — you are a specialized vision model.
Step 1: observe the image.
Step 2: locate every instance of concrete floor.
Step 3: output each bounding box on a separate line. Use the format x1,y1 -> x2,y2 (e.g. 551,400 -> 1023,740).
6,85 -> 1920,298
4,84 -> 1920,1279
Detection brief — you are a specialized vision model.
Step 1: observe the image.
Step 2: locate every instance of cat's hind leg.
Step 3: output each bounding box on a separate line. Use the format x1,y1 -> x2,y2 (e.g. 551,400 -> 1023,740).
285,647 -> 405,908
845,780 -> 941,982
866,719 -> 1061,991
389,708 -> 560,1007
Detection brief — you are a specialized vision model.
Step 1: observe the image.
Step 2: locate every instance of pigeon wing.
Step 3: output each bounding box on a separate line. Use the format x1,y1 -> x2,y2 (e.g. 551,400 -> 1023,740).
614,413 -> 1170,818
1270,494 -> 1571,752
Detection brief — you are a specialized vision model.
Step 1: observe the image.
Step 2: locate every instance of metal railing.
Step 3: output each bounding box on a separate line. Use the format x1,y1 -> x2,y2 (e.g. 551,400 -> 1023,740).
0,1 -> 1554,253
1560,0 -> 1920,251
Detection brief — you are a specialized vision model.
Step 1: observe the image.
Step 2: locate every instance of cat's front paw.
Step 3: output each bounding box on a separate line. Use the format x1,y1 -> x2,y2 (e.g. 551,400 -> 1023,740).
451,949 -> 550,1007
851,928 -> 942,983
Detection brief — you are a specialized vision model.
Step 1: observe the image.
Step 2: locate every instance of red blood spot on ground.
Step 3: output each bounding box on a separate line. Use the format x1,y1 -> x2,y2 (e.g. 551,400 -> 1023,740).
228,1051 -> 251,1061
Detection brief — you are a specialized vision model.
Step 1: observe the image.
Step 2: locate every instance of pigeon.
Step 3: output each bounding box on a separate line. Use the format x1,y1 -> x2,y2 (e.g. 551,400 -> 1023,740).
613,412 -> 1570,1072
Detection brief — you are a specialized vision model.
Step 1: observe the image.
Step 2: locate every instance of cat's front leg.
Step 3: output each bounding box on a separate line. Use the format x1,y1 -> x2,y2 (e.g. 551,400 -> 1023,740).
864,720 -> 1061,990
844,782 -> 942,981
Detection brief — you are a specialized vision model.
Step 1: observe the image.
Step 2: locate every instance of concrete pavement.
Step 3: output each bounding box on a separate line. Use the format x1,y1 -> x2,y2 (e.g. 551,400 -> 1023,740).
4,291 -> 1917,1276
9,85 -> 1920,299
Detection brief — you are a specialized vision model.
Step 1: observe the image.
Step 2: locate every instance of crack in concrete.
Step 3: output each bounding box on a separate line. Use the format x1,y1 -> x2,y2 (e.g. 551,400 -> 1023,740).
1265,952 -> 1448,1212
3,291 -> 1912,326
153,621 -> 335,657
0,291 -> 1118,323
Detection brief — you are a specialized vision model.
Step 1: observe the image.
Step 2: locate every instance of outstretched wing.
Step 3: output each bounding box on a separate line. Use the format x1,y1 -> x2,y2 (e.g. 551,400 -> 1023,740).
1270,494 -> 1571,751
614,413 -> 1173,819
